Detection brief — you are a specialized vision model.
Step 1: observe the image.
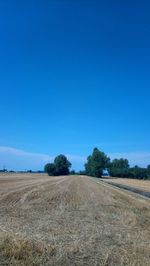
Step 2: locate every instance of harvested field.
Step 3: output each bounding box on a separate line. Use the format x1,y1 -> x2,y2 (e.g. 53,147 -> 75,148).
102,178 -> 150,193
0,173 -> 150,265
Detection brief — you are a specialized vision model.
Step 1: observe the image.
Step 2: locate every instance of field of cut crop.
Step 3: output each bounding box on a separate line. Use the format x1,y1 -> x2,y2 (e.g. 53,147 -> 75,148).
102,178 -> 150,192
0,173 -> 150,265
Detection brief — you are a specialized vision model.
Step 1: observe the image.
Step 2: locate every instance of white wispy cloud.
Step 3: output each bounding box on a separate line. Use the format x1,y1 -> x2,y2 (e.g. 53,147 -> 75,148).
0,146 -> 150,171
0,146 -> 52,160
0,146 -> 53,171
0,146 -> 85,171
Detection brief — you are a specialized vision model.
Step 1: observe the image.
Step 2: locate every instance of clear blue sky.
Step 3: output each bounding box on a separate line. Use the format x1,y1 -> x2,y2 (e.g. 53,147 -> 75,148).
0,0 -> 150,170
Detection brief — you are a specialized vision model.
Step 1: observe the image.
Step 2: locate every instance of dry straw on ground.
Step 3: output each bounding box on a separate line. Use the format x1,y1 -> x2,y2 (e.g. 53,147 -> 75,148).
0,173 -> 150,265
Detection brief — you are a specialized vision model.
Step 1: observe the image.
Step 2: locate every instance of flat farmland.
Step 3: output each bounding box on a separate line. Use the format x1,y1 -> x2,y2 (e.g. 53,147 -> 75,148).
102,178 -> 150,192
0,173 -> 150,266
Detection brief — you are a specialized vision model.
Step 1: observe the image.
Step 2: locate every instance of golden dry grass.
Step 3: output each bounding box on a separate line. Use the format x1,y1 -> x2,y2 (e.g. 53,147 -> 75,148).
103,178 -> 150,192
0,173 -> 150,265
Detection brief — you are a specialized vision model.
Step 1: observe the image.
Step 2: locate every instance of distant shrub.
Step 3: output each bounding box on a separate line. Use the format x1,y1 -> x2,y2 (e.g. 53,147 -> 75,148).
27,170 -> 32,173
108,158 -> 129,177
70,170 -> 76,175
44,155 -> 71,176
78,170 -> 86,175
128,166 -> 148,179
44,163 -> 56,176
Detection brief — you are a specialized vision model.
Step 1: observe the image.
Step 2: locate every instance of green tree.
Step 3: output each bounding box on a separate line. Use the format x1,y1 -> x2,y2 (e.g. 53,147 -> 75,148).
129,165 -> 148,179
70,170 -> 76,175
44,155 -> 71,176
147,165 -> 150,179
108,158 -> 129,177
44,163 -> 56,176
54,155 -> 72,175
85,148 -> 110,178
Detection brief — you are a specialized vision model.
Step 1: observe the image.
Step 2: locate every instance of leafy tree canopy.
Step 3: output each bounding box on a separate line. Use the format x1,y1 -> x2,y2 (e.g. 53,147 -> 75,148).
108,158 -> 129,177
44,155 -> 71,176
54,155 -> 72,175
85,148 -> 110,178
44,163 -> 56,176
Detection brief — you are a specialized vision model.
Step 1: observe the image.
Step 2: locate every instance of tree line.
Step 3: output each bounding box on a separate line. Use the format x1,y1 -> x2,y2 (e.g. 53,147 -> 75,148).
44,148 -> 150,179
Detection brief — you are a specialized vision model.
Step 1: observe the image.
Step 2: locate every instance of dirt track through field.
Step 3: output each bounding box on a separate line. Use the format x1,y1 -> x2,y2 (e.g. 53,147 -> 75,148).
102,178 -> 150,192
105,181 -> 150,199
0,174 -> 150,265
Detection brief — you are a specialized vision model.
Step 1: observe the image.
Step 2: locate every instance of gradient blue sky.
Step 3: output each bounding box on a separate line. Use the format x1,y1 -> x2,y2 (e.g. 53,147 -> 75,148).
0,0 -> 150,170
